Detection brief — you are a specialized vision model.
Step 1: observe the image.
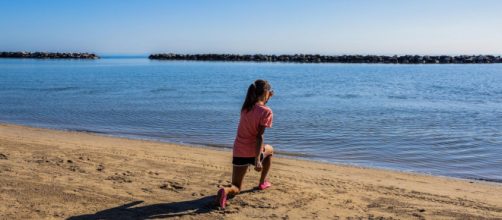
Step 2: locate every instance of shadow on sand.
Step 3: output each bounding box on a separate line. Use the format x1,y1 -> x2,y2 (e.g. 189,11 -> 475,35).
67,189 -> 254,220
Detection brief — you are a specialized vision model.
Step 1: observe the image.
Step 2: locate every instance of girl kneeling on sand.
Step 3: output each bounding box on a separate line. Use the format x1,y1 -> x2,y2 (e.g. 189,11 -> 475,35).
217,79 -> 274,208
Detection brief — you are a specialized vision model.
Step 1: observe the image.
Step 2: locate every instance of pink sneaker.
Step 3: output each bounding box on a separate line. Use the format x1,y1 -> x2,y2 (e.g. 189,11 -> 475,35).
258,181 -> 272,190
217,188 -> 227,208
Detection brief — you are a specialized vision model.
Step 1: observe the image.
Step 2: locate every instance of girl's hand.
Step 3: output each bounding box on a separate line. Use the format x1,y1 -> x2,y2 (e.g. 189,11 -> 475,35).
254,158 -> 263,172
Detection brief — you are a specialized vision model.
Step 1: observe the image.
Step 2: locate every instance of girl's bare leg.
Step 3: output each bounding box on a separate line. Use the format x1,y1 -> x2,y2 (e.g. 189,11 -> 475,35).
260,144 -> 274,184
224,165 -> 248,196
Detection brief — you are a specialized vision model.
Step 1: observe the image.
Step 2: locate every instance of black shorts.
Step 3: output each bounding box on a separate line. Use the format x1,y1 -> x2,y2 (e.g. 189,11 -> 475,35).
232,153 -> 265,166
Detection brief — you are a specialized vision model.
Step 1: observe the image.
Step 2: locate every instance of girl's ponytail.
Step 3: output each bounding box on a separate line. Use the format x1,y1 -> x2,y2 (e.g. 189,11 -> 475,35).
241,83 -> 257,112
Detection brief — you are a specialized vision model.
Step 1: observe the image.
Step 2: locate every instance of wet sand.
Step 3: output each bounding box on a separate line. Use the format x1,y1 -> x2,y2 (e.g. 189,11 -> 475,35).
0,123 -> 501,219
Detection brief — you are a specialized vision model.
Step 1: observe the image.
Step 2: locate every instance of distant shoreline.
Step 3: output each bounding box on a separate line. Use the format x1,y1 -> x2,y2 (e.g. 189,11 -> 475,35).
0,51 -> 99,59
150,53 -> 502,64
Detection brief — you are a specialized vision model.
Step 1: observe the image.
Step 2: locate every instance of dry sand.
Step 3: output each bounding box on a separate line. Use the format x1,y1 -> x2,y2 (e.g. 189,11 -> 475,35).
0,123 -> 501,219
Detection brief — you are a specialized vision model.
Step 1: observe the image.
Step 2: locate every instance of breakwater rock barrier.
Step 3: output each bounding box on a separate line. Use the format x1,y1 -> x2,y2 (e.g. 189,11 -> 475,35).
0,51 -> 99,59
149,53 -> 502,64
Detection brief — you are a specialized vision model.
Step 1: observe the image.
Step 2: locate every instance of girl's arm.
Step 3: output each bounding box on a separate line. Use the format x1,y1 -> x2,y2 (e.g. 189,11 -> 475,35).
254,125 -> 266,171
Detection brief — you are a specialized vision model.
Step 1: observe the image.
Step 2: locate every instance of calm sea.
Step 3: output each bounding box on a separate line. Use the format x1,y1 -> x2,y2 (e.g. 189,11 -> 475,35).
1,58 -> 501,182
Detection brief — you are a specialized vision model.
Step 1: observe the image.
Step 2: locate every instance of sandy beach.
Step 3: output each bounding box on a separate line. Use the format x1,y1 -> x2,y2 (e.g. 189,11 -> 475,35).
0,123 -> 501,219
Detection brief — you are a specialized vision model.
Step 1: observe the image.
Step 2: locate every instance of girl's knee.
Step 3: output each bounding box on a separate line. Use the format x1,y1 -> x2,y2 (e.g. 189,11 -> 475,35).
264,144 -> 274,155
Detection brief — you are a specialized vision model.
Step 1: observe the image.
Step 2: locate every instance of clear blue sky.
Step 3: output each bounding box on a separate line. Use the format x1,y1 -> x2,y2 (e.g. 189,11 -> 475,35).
1,0 -> 501,55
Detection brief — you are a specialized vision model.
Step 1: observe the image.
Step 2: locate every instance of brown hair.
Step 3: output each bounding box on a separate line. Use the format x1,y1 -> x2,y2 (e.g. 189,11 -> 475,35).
241,79 -> 272,112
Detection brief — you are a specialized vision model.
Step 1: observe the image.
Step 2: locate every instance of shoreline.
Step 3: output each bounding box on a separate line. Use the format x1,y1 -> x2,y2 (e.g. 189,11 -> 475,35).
1,123 -> 501,219
2,121 -> 501,185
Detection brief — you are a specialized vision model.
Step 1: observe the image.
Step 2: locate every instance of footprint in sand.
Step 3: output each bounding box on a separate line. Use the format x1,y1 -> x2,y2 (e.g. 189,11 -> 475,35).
159,181 -> 185,192
148,171 -> 159,175
96,164 -> 105,172
106,172 -> 133,183
141,188 -> 153,193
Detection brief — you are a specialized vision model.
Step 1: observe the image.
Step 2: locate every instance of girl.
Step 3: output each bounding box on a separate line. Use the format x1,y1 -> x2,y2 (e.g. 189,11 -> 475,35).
217,79 -> 275,209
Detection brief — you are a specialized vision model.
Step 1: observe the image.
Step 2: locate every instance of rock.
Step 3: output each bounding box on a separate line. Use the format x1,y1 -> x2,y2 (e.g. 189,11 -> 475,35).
0,153 -> 7,160
0,51 -> 99,59
148,53 -> 502,64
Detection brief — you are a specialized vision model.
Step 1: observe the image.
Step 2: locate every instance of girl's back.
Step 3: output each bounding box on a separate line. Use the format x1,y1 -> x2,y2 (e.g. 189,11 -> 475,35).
233,103 -> 273,158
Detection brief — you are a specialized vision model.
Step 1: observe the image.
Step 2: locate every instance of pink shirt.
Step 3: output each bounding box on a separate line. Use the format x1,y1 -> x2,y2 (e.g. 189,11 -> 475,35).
233,103 -> 273,158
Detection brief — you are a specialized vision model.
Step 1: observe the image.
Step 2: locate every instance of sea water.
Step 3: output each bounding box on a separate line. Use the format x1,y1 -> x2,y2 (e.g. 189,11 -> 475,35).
1,58 -> 501,182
